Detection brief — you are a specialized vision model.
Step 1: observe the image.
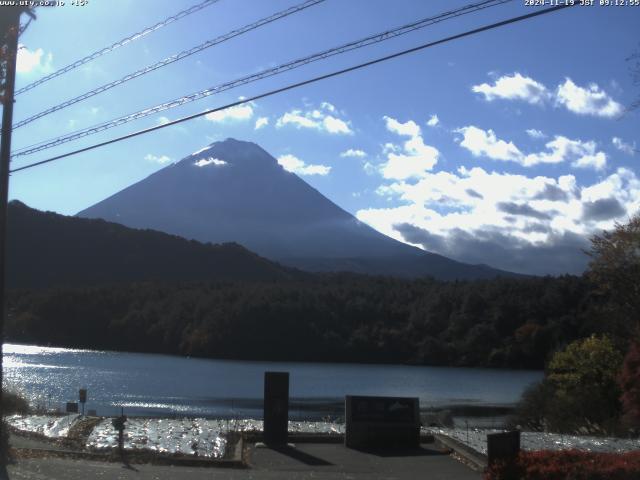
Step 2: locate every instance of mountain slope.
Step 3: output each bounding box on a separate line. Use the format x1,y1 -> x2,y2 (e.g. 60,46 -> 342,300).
77,138 -> 517,280
7,200 -> 298,289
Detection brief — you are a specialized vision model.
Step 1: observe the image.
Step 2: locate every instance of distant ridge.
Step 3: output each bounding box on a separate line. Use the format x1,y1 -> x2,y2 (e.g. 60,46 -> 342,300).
77,138 -> 519,280
7,200 -> 298,289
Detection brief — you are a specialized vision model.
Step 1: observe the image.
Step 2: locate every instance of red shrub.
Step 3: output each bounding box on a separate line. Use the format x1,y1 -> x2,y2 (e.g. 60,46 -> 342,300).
484,450 -> 640,480
620,341 -> 640,427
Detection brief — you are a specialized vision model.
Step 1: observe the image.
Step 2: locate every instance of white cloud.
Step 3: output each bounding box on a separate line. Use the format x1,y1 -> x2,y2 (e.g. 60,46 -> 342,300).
340,149 -> 366,158
457,125 -> 607,170
194,157 -> 227,167
320,101 -> 336,112
472,73 -> 549,105
156,116 -> 170,125
457,126 -> 523,162
426,114 -> 440,127
571,152 -> 607,170
145,154 -> 171,164
277,111 -> 318,129
204,103 -> 254,122
524,136 -> 607,170
16,44 -> 53,74
384,116 -> 421,137
276,103 -> 353,135
381,116 -> 439,180
277,154 -> 331,176
555,78 -> 623,118
254,116 -> 269,130
322,116 -> 352,134
612,137 -> 636,155
363,161 -> 377,175
382,150 -> 438,180
382,143 -> 399,154
357,166 -> 640,275
526,128 -> 546,139
472,73 -> 623,119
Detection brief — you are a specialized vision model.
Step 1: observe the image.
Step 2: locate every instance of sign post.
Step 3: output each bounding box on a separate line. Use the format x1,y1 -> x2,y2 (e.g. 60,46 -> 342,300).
112,408 -> 127,457
79,388 -> 87,416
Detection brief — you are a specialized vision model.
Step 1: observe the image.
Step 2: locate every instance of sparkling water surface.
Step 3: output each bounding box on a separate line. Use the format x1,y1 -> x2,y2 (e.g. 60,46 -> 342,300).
3,343 -> 543,419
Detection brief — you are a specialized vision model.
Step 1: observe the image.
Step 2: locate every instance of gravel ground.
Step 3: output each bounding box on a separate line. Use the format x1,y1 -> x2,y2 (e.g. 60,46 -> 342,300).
5,442 -> 481,480
8,414 -> 345,460
431,428 -> 640,455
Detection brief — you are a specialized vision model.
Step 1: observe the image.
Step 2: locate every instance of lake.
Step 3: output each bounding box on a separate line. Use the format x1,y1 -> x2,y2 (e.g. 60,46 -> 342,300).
3,343 -> 542,420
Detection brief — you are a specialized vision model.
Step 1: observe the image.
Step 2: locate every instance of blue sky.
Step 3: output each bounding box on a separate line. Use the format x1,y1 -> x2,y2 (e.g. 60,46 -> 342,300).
7,0 -> 640,275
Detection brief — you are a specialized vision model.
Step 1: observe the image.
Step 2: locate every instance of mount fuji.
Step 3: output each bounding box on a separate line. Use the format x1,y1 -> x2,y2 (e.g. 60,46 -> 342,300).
77,138 -> 516,280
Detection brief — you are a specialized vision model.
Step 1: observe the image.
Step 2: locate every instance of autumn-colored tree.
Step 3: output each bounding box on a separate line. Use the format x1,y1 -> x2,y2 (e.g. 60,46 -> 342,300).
619,341 -> 640,428
586,213 -> 640,337
547,335 -> 623,432
586,215 -> 640,430
513,336 -> 624,433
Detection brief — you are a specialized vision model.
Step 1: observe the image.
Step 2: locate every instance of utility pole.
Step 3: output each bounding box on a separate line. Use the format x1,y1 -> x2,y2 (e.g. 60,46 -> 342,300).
0,7 -> 22,439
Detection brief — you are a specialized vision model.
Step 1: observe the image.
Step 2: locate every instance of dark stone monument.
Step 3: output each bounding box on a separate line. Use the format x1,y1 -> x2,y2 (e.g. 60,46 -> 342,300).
66,402 -> 79,413
263,371 -> 289,446
487,430 -> 521,465
345,395 -> 420,450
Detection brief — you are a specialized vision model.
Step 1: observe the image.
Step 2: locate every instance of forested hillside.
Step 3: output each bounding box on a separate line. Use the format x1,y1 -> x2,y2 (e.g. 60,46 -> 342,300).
7,200 -> 299,288
6,273 -> 608,368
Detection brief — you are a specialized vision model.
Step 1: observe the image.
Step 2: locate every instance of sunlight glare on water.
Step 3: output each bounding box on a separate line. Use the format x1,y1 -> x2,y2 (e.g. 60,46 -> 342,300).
3,343 -> 543,418
4,344 -> 101,356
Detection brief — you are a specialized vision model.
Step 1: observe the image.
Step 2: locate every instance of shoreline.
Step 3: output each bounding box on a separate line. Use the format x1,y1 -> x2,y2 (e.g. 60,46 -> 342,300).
2,341 -> 546,372
18,403 -> 516,427
8,412 -> 640,465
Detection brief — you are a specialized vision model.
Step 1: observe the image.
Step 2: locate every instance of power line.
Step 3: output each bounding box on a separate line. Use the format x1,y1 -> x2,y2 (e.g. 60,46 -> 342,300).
10,3 -> 575,174
13,0 -> 507,153
13,0 -> 326,129
15,0 -> 223,96
13,0 -> 511,157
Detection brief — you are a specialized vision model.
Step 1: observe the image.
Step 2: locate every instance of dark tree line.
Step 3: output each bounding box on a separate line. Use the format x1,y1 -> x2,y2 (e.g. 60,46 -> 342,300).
5,273 -> 607,369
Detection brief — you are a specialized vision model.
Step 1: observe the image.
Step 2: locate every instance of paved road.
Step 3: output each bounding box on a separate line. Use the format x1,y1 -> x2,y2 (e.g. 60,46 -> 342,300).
4,443 -> 481,479
9,435 -> 69,453
246,442 -> 481,479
